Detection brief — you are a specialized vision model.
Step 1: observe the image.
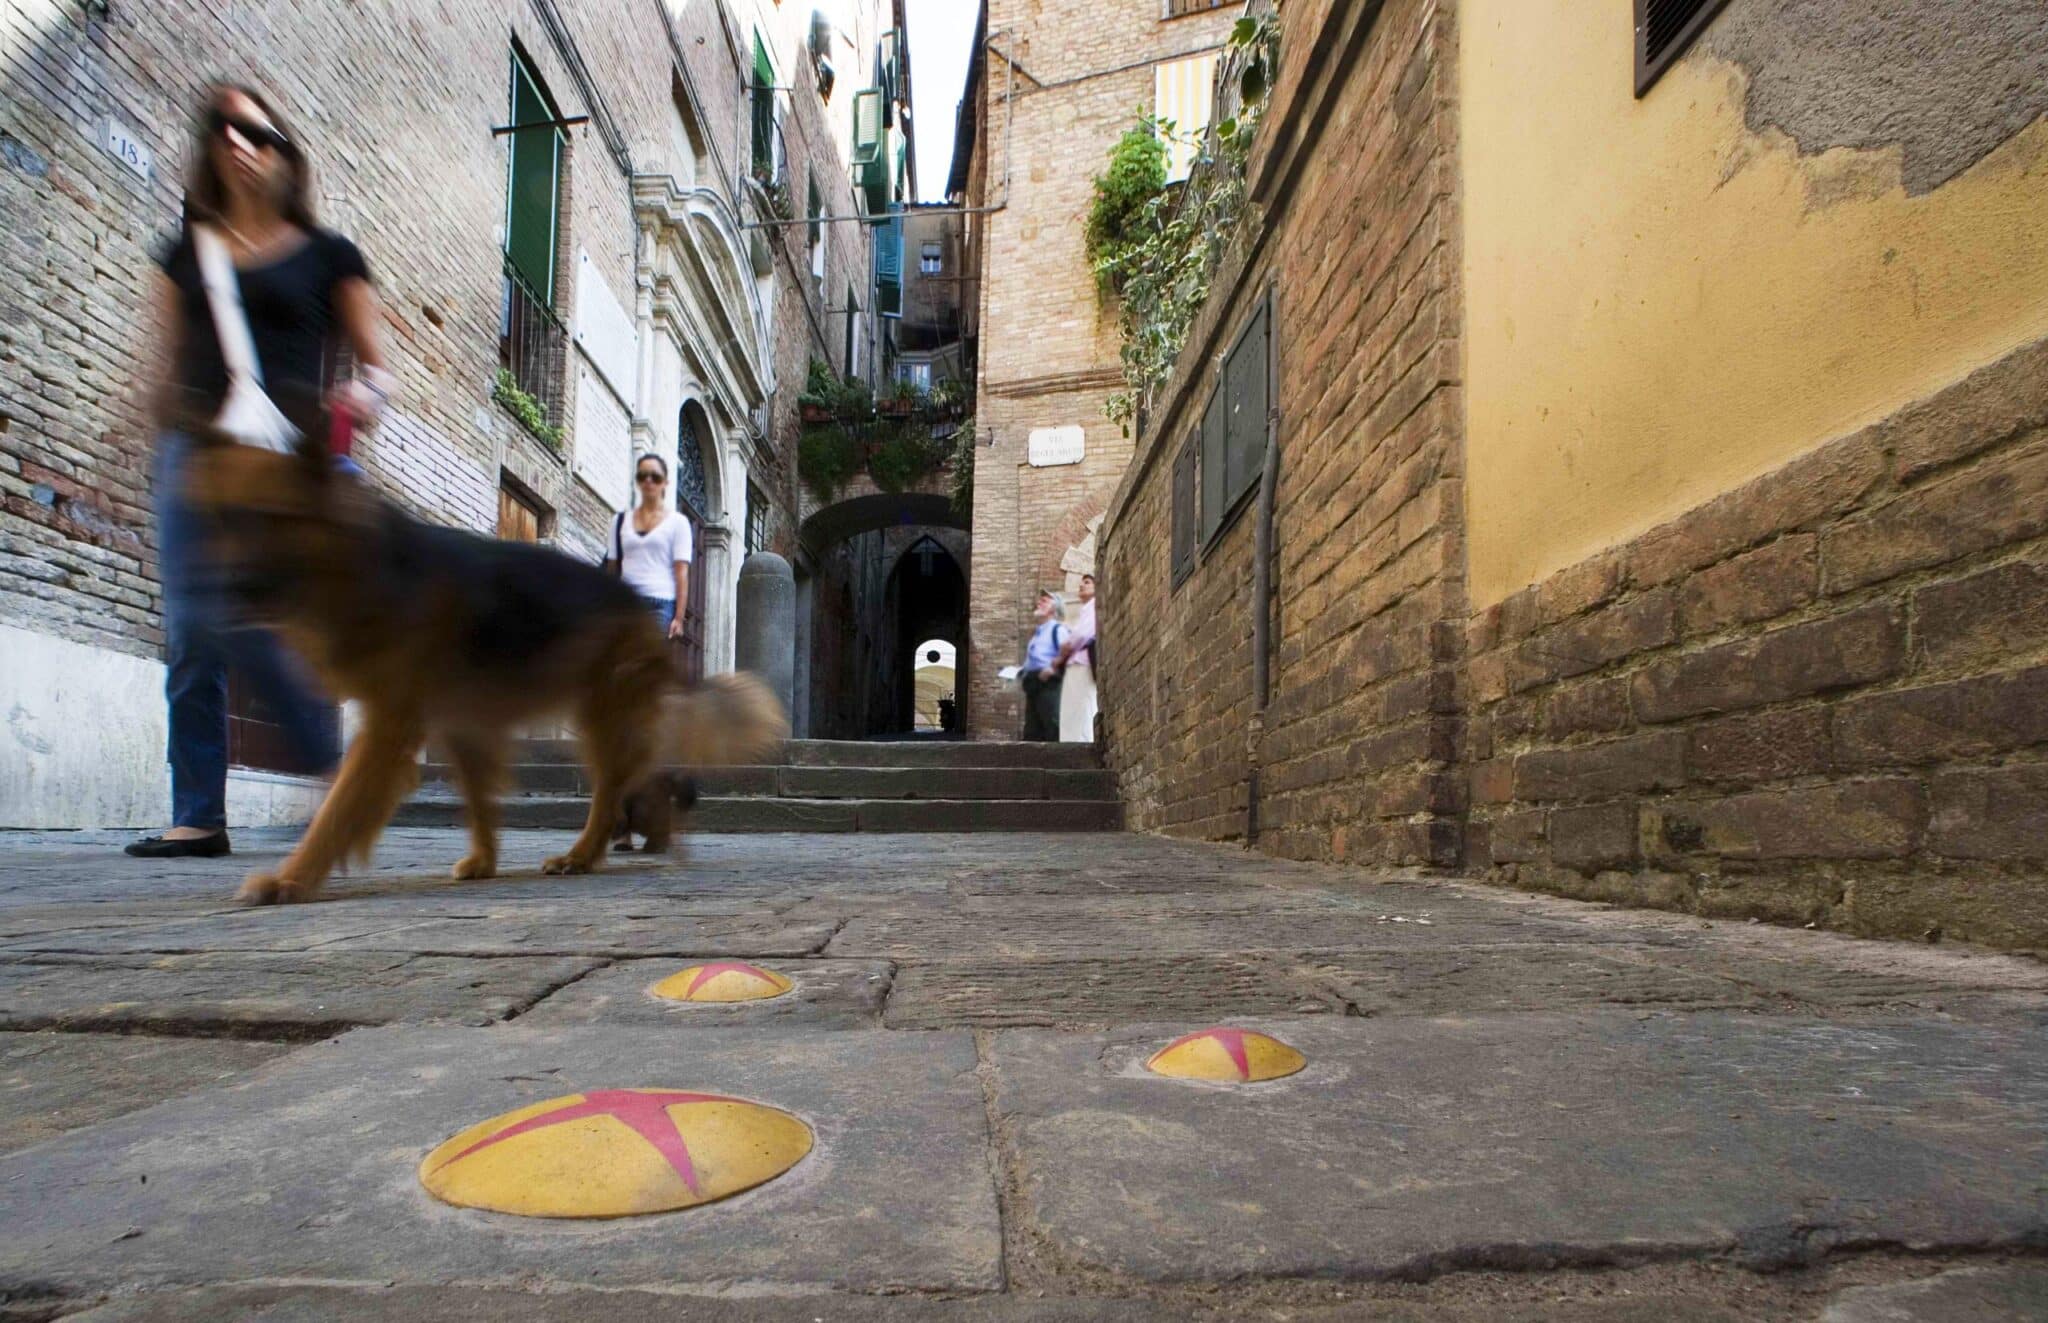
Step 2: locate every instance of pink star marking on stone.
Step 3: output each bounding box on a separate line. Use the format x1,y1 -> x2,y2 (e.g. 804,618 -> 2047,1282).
1163,1028 -> 1252,1079
431,1089 -> 737,1194
685,961 -> 776,997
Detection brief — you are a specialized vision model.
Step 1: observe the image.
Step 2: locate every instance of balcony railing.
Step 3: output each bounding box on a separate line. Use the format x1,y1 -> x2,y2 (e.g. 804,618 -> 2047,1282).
499,261 -> 567,429
1163,0 -> 1232,17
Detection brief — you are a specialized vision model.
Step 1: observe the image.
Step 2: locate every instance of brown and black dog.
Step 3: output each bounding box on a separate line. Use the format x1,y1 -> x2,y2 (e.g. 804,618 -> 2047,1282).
184,433 -> 785,904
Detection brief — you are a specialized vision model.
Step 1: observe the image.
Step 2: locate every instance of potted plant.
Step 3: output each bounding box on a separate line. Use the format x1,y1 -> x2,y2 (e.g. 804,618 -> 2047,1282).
877,377 -> 922,418
799,358 -> 839,425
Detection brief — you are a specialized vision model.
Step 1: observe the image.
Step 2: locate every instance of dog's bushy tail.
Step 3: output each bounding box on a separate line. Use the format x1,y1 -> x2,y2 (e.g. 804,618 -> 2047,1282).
664,671 -> 789,768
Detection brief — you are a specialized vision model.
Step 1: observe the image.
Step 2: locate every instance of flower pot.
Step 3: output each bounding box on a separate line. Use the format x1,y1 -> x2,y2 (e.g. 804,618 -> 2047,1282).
800,403 -> 834,425
878,399 -> 913,418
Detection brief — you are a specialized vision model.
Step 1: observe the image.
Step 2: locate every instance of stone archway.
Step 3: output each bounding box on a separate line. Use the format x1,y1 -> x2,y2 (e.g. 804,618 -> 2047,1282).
798,494 -> 970,739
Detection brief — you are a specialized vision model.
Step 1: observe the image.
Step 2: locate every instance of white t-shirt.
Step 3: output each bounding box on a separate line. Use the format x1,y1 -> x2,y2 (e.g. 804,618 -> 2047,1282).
616,510 -> 693,601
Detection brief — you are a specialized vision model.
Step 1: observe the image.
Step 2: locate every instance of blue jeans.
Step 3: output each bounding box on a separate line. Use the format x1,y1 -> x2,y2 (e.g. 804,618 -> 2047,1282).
155,432 -> 339,830
641,596 -> 675,634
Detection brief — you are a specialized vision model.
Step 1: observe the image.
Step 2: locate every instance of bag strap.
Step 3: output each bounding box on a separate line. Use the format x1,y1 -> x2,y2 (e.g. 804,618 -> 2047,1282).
611,511 -> 625,572
190,226 -> 265,388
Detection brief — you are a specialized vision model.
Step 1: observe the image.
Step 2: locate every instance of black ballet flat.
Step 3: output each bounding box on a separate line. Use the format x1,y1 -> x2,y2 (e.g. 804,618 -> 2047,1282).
123,831 -> 232,858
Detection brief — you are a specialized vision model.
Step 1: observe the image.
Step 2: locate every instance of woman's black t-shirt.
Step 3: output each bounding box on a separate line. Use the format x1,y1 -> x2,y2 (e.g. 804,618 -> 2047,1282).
156,227 -> 370,413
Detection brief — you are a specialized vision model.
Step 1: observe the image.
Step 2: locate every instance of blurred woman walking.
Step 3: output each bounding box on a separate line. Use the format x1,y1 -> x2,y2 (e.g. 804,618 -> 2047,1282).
126,83 -> 391,858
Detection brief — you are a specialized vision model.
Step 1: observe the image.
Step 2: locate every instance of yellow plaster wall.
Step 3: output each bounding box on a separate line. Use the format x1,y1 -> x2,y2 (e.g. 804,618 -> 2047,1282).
1459,0 -> 2048,608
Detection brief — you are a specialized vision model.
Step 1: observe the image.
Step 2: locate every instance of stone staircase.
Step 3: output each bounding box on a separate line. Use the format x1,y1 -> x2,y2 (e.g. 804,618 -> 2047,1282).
396,739 -> 1122,833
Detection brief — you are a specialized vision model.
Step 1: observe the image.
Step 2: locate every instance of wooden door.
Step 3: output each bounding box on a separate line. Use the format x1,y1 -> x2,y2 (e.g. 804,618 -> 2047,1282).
498,484 -> 542,542
674,505 -> 707,683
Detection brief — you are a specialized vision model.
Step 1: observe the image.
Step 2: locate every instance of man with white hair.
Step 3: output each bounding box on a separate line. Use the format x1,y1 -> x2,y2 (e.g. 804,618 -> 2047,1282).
1020,588 -> 1068,741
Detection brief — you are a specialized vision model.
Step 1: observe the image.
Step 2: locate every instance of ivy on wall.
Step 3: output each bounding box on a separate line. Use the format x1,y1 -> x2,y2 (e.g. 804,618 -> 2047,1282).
1088,13 -> 1281,433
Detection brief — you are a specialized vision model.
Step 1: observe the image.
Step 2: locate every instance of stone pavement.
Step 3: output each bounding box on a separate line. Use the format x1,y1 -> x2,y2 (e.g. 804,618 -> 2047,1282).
0,828 -> 2045,1320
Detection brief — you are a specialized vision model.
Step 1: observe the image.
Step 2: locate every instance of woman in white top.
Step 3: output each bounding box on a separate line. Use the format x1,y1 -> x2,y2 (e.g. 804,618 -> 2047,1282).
1057,573 -> 1098,742
607,454 -> 693,640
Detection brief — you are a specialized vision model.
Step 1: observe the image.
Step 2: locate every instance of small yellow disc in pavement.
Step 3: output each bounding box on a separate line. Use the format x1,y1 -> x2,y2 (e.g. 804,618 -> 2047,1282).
649,961 -> 795,1003
1146,1027 -> 1306,1083
418,1088 -> 813,1218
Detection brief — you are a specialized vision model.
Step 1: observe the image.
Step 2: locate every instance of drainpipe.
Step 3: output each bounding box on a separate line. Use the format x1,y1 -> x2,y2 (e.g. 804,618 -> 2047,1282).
1246,287 -> 1280,845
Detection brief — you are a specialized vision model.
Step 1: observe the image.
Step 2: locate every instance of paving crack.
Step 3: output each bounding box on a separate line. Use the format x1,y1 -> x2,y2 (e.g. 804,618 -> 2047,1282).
492,956 -> 615,1023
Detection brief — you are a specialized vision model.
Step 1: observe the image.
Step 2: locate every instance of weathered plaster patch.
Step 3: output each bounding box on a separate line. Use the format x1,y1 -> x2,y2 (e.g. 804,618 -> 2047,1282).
1704,0 -> 2048,196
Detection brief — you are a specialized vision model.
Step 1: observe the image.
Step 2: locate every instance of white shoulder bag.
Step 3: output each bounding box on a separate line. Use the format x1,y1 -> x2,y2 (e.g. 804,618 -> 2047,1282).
190,224 -> 302,453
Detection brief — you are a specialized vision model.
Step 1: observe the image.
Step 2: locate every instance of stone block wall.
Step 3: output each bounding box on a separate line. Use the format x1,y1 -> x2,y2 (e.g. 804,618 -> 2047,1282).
1465,338 -> 2048,948
1100,0 -> 1466,862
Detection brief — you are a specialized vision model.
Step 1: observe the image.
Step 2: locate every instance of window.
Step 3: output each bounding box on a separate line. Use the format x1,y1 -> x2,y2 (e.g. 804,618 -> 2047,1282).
751,32 -> 778,182
1154,53 -> 1218,183
1198,295 -> 1270,547
808,174 -> 826,285
920,241 -> 942,275
900,360 -> 932,390
843,283 -> 859,377
669,72 -> 708,188
505,48 -> 564,301
1162,0 -> 1230,16
501,49 -> 569,425
745,481 -> 768,557
1635,0 -> 1734,96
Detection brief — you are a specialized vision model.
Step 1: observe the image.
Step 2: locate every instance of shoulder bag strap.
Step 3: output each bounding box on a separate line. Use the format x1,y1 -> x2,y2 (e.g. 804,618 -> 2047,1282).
190,225 -> 265,388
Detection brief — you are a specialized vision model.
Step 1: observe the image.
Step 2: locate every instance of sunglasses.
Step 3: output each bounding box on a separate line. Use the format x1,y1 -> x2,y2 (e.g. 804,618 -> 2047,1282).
636,471 -> 666,484
209,109 -> 293,155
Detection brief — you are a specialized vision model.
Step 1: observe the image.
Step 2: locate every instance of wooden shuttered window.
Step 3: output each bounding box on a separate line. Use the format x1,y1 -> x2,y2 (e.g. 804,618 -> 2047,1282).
1197,295 -> 1270,548
505,51 -> 563,300
752,33 -> 777,177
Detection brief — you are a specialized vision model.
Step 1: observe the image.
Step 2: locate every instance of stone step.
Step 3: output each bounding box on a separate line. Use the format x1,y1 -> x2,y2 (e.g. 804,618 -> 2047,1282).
418,762 -> 1119,802
393,793 -> 1123,833
489,738 -> 1101,770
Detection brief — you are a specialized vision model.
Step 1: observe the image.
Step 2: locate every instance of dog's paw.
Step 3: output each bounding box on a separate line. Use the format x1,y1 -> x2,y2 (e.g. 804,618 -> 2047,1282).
541,852 -> 598,875
237,871 -> 315,905
451,855 -> 497,880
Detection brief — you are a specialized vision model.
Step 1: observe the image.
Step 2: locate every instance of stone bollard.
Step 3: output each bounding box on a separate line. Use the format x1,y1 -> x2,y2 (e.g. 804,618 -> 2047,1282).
734,551 -> 796,719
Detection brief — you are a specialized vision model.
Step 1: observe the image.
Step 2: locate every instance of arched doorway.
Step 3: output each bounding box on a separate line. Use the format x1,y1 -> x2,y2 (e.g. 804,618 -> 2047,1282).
912,639 -> 958,733
881,536 -> 967,737
673,402 -> 718,682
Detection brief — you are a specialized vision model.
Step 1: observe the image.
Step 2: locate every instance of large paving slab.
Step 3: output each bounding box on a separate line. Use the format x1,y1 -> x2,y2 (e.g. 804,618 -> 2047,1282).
989,1013 -> 2048,1284
0,1023 -> 1000,1296
48,1281 -> 1779,1322
0,1031 -> 296,1155
518,957 -> 893,1029
0,952 -> 603,1035
1819,1264 -> 2048,1321
885,954 -> 1341,1029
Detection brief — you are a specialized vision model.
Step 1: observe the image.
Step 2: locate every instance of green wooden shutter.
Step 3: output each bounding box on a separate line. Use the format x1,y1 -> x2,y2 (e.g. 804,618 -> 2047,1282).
807,175 -> 822,247
751,33 -> 776,177
506,53 -> 562,299
875,207 -> 902,316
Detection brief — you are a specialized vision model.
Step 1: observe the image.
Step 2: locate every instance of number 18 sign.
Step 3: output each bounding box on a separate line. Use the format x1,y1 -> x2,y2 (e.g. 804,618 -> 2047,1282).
100,117 -> 152,181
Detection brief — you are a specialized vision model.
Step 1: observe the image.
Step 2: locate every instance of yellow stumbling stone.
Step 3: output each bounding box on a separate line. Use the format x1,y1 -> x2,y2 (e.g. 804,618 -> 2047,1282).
649,961 -> 795,1003
418,1088 -> 813,1218
1146,1027 -> 1306,1083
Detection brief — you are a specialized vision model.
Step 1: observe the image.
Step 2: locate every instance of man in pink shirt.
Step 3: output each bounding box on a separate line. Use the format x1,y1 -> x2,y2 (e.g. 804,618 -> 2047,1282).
1058,574 -> 1098,742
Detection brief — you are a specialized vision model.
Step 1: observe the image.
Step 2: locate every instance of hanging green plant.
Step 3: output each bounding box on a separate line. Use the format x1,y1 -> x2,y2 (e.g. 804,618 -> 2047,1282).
1093,10 -> 1280,433
799,424 -> 862,503
1084,118 -> 1168,296
493,369 -> 563,451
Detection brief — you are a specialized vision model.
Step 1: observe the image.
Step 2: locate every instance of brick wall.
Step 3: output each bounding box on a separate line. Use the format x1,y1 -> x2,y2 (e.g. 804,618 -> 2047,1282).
965,0 -> 1238,739
1465,337 -> 2048,948
0,0 -> 876,824
1100,0 -> 1466,862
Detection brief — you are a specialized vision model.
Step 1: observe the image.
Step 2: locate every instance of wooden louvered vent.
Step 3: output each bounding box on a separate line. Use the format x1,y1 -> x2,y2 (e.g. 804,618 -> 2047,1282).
1635,0 -> 1734,96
